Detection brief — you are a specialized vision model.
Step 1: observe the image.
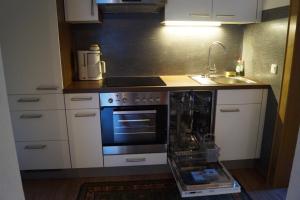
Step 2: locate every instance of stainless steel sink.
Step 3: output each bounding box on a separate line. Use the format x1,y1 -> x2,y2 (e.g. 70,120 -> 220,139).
190,75 -> 256,85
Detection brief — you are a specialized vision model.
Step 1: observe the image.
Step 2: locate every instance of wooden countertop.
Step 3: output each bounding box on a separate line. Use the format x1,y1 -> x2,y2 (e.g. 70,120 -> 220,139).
63,76 -> 270,93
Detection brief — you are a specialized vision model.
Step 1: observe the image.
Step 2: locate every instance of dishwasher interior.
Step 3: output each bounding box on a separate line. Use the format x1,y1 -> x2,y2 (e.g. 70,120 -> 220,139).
168,91 -> 241,198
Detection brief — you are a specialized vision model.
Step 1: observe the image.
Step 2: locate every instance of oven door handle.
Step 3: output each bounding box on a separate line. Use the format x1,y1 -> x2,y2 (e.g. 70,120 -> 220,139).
113,110 -> 156,115
118,119 -> 151,123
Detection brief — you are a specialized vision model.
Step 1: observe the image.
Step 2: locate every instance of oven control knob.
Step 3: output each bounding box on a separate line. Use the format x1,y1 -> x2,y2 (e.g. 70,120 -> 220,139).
142,98 -> 147,102
155,97 -> 160,102
149,98 -> 154,102
108,98 -> 113,104
122,98 -> 128,103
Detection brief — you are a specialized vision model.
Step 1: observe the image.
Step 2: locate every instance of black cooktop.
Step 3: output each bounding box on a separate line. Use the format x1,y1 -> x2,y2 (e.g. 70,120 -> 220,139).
103,77 -> 166,87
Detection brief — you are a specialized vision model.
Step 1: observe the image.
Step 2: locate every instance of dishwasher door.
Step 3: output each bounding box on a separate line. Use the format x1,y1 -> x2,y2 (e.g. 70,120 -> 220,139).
169,91 -> 241,197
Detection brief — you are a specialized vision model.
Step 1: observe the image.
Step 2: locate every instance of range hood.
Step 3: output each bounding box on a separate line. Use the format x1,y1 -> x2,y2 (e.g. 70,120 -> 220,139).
97,0 -> 165,13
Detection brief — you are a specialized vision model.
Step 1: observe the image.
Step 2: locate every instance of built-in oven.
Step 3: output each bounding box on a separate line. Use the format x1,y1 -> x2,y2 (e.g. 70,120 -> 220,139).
100,92 -> 168,155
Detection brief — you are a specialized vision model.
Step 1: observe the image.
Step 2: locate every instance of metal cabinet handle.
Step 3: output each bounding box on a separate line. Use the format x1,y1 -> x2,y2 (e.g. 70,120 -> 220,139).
189,13 -> 210,17
20,114 -> 43,119
71,97 -> 93,101
36,86 -> 58,91
91,0 -> 94,16
17,97 -> 40,103
24,145 -> 47,150
126,158 -> 146,162
220,108 -> 240,113
74,113 -> 96,118
216,14 -> 236,18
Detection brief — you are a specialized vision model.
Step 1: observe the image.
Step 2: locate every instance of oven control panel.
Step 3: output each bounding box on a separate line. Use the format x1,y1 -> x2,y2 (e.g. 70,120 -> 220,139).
100,92 -> 168,107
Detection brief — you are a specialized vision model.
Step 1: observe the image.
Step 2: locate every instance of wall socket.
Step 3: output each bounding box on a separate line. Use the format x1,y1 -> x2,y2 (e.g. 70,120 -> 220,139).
270,64 -> 278,74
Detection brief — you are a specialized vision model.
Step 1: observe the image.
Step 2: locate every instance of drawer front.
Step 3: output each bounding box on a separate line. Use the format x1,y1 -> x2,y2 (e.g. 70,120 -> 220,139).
11,110 -> 68,141
8,94 -> 65,111
104,153 -> 167,167
217,89 -> 263,105
65,93 -> 99,109
15,141 -> 71,170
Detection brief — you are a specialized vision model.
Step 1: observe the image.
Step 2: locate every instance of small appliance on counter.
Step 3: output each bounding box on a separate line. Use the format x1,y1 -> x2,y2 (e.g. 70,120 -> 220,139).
77,44 -> 106,81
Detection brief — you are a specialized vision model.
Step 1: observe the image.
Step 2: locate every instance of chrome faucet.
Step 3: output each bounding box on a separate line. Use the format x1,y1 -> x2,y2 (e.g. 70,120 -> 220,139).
207,41 -> 226,77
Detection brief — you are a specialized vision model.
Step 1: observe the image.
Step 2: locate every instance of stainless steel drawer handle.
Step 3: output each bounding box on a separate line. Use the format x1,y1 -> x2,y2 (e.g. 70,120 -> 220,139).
189,13 -> 210,17
216,14 -> 236,17
20,114 -> 43,119
220,108 -> 240,113
17,97 -> 40,103
71,97 -> 93,101
24,145 -> 47,150
36,86 -> 58,91
126,158 -> 146,162
75,113 -> 96,118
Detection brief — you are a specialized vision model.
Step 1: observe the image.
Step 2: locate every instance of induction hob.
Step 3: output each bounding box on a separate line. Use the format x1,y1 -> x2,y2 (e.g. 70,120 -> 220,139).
103,77 -> 166,87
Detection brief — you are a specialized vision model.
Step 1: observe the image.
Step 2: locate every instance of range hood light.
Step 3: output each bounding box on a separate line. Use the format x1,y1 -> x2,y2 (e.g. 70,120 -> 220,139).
163,21 -> 222,27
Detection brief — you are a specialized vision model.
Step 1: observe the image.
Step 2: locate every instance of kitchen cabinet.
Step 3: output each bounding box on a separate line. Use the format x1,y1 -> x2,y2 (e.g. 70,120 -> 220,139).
215,89 -> 267,161
65,94 -> 103,168
9,94 -> 71,170
64,0 -> 100,23
213,0 -> 260,23
165,0 -> 213,21
165,0 -> 262,23
0,0 -> 63,94
0,1 -> 71,170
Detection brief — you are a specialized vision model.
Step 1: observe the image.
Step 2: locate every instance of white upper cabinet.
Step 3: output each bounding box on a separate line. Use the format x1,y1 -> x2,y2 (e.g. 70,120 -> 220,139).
0,0 -> 63,94
64,0 -> 100,23
165,0 -> 213,21
165,0 -> 261,24
213,0 -> 260,23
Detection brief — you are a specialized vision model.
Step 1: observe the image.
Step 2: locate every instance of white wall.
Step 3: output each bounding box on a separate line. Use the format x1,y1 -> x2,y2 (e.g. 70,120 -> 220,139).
0,46 -> 25,200
287,127 -> 300,200
263,0 -> 290,10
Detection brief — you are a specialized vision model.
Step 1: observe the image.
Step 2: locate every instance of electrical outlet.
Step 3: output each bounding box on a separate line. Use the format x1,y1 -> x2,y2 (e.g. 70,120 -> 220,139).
270,64 -> 278,74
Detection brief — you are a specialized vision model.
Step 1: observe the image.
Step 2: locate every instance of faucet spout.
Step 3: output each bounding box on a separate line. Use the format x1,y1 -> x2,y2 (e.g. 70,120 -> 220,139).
207,41 -> 226,76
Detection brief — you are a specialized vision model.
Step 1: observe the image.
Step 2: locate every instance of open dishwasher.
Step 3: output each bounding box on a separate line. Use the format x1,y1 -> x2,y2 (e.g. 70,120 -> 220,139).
168,91 -> 241,198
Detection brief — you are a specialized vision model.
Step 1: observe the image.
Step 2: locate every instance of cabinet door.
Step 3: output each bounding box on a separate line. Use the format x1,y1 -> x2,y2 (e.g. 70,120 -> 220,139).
64,0 -> 99,22
67,109 -> 103,168
165,0 -> 213,21
0,0 -> 63,94
215,104 -> 261,161
213,0 -> 259,22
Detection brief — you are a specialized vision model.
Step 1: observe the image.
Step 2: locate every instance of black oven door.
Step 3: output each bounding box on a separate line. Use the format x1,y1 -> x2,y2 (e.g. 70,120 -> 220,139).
101,105 -> 168,154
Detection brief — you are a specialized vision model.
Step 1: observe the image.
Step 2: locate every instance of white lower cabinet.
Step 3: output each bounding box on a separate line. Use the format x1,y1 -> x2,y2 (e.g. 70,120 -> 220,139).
16,141 -> 71,170
215,104 -> 261,160
215,89 -> 267,161
66,109 -> 103,168
104,153 -> 167,167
